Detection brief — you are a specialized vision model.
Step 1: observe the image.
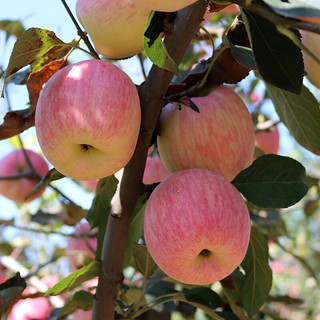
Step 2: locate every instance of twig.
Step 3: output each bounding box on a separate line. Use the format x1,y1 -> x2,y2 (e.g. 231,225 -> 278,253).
60,0 -> 100,59
137,53 -> 147,80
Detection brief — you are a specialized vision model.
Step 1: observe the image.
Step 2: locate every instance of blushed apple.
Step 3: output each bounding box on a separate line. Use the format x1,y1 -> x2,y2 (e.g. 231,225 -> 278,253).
8,286 -> 53,320
255,115 -> 280,155
142,156 -> 170,184
301,30 -> 320,89
35,59 -> 141,181
131,0 -> 197,12
220,4 -> 240,14
66,221 -> 97,270
157,85 -> 255,181
76,0 -> 150,59
144,168 -> 251,285
0,149 -> 49,203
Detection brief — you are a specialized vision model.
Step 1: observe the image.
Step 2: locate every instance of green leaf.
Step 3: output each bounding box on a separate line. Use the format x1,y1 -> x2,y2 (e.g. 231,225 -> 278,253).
143,11 -> 179,75
227,37 -> 257,70
242,9 -> 303,94
0,273 -> 26,317
133,244 -> 157,280
123,195 -> 147,268
87,175 -> 119,260
5,27 -> 70,79
261,0 -> 320,19
241,229 -> 272,317
45,260 -> 100,296
25,168 -> 64,200
55,290 -> 94,318
184,287 -> 224,309
232,154 -> 308,208
266,84 -> 320,155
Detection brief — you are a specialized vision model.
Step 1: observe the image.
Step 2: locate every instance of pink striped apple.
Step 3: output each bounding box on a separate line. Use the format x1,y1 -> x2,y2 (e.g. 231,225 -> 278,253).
157,85 -> 255,181
142,156 -> 170,184
76,0 -> 150,59
131,0 -> 197,12
0,149 -> 49,203
35,59 -> 141,181
144,168 -> 251,285
255,116 -> 280,155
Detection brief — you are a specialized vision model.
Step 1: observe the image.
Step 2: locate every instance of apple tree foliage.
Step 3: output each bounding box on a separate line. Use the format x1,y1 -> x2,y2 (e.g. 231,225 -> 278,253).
0,0 -> 320,319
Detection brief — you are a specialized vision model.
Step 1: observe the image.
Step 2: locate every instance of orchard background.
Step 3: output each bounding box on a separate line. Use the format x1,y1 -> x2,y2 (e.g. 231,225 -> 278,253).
0,0 -> 320,320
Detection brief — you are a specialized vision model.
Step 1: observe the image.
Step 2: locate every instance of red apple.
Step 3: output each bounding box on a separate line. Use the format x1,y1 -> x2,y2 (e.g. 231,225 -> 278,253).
144,168 -> 251,285
301,30 -> 320,89
66,221 -> 97,271
0,149 -> 49,203
255,116 -> 280,155
35,60 -> 141,181
157,85 -> 255,181
76,0 -> 150,59
142,156 -> 170,184
131,0 -> 197,12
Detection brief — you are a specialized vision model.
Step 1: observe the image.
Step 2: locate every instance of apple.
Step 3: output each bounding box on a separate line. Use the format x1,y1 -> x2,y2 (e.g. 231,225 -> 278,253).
157,85 -> 255,181
254,115 -> 280,155
144,168 -> 251,285
0,149 -> 49,203
66,221 -> 97,271
301,30 -> 320,89
76,0 -> 150,59
131,0 -> 197,12
8,286 -> 52,320
73,309 -> 92,320
142,156 -> 170,184
35,59 -> 141,181
220,4 -> 240,14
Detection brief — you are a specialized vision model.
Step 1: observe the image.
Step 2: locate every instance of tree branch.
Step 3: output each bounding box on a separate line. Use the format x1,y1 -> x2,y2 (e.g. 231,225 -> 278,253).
92,1 -> 208,319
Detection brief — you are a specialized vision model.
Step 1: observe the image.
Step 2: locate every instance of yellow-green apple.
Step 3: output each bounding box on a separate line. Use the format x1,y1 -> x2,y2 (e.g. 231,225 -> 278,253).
0,149 -> 49,203
301,30 -> 320,89
142,156 -> 170,184
35,59 -> 141,181
157,85 -> 255,181
144,168 -> 251,285
254,115 -> 280,155
131,0 -> 197,12
76,0 -> 150,59
66,221 -> 97,270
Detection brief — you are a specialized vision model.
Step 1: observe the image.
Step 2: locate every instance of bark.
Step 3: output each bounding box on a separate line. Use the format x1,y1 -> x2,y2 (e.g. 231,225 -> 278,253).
92,1 -> 208,319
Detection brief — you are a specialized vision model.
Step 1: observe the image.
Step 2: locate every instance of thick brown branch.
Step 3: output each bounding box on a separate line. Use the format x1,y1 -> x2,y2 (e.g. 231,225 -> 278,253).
92,1 -> 208,319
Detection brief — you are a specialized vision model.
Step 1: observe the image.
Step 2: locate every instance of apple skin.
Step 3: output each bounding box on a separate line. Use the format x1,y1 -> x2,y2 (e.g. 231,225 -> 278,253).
0,149 -> 49,203
142,156 -> 170,184
76,0 -> 150,59
157,85 -> 255,181
220,4 -> 240,14
255,120 -> 280,155
301,30 -> 320,89
66,221 -> 97,271
35,60 -> 141,181
144,168 -> 251,285
131,0 -> 197,12
8,285 -> 52,320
